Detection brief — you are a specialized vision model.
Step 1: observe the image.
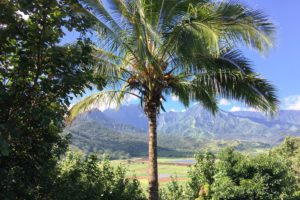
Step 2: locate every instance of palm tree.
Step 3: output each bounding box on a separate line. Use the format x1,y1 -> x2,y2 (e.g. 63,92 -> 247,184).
69,1 -> 278,199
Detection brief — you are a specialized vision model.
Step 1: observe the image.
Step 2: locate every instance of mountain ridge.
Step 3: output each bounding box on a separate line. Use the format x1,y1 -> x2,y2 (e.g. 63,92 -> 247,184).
66,104 -> 300,158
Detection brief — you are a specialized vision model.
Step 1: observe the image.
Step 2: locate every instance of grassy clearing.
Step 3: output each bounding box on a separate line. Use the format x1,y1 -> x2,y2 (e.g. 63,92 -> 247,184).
111,157 -> 192,190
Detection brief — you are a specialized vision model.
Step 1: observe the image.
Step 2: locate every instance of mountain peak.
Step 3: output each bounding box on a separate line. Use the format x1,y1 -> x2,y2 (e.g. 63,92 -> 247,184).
73,104 -> 300,145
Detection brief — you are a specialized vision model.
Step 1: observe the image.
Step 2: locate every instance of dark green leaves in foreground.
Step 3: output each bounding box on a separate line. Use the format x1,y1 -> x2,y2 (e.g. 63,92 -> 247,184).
0,0 -> 100,199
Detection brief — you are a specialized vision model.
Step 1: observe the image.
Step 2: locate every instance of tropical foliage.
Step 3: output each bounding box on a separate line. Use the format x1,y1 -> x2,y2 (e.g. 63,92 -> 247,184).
51,151 -> 146,200
70,1 -> 278,198
161,148 -> 300,200
0,0 -> 97,198
70,0 -> 279,119
1,0 -> 289,200
272,136 -> 300,186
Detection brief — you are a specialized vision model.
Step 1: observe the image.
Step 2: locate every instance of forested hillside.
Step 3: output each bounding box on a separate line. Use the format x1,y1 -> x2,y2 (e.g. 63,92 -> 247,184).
66,104 -> 300,159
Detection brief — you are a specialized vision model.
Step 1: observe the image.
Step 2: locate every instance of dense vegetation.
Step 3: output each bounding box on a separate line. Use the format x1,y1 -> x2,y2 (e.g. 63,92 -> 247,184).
51,151 -> 145,200
273,136 -> 300,186
0,0 -> 98,198
161,141 -> 300,200
1,0 -> 298,200
69,0 -> 278,199
0,1 -> 146,199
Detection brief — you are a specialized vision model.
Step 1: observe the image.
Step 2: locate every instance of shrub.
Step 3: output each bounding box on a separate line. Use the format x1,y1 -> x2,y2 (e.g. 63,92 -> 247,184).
163,148 -> 299,200
51,151 -> 146,200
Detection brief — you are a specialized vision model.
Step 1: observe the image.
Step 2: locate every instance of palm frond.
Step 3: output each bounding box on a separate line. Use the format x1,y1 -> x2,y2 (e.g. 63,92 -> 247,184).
67,90 -> 141,123
75,0 -> 278,118
82,0 -> 123,33
163,0 -> 275,64
67,92 -> 116,123
215,1 -> 275,51
167,78 -> 218,114
193,69 -> 278,114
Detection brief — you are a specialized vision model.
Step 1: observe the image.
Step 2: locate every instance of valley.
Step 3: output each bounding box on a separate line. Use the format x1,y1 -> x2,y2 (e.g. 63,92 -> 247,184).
66,104 -> 300,159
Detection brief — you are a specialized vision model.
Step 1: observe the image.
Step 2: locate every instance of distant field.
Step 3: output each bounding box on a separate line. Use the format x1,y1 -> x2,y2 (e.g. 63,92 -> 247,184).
110,149 -> 270,191
111,157 -> 193,190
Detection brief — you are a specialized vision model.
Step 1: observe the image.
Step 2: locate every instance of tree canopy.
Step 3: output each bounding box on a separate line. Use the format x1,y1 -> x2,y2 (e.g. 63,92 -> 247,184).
70,0 -> 278,119
161,148 -> 300,200
0,0 -> 100,198
69,1 -> 279,198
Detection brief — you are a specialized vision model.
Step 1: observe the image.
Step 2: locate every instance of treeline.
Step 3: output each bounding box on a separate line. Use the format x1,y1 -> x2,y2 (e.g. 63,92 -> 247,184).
55,136 -> 300,200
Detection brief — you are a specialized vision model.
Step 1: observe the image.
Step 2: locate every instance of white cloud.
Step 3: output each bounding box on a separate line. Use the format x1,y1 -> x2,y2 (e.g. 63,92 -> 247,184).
171,95 -> 179,101
229,95 -> 300,112
282,95 -> 300,110
102,93 -> 138,111
91,100 -> 118,112
229,106 -> 243,112
219,98 -> 231,106
124,93 -> 139,103
229,106 -> 258,112
16,11 -> 29,20
246,108 -> 258,112
168,108 -> 186,112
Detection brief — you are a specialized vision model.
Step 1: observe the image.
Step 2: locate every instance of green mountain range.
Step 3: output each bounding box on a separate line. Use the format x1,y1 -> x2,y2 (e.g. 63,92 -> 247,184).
65,104 -> 300,158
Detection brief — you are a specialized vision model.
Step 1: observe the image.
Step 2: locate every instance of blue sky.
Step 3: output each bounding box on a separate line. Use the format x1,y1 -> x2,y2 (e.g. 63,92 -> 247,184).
70,0 -> 300,112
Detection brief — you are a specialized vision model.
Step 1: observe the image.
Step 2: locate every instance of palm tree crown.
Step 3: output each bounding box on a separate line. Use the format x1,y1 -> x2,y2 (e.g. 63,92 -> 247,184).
70,0 -> 277,118
69,1 -> 278,199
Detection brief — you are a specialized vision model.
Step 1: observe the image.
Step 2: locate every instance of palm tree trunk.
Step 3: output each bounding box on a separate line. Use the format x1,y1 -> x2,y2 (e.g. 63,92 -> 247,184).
147,102 -> 159,200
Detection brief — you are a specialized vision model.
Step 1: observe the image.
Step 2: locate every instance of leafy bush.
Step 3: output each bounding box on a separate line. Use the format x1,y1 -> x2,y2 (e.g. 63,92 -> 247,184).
0,0 -> 96,198
192,148 -> 298,200
162,148 -> 299,200
160,177 -> 186,200
51,151 -> 146,200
